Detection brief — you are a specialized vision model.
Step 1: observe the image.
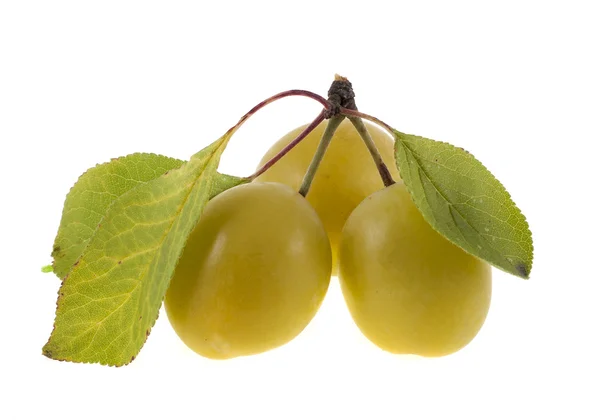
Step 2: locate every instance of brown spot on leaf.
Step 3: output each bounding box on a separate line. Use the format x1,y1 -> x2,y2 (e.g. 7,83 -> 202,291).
515,262 -> 530,279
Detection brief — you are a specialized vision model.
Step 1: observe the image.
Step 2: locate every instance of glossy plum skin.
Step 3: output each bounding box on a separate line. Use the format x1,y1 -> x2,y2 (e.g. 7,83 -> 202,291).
256,119 -> 400,273
165,182 -> 332,359
338,183 -> 492,357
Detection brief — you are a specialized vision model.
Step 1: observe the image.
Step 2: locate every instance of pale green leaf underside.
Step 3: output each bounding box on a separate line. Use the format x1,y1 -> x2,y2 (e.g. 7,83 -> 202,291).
51,153 -> 185,279
43,138 -> 247,366
394,131 -> 533,278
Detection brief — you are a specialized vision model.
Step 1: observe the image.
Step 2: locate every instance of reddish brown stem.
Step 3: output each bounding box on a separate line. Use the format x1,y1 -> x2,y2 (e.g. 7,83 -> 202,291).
247,110 -> 327,181
224,90 -> 330,138
340,108 -> 396,136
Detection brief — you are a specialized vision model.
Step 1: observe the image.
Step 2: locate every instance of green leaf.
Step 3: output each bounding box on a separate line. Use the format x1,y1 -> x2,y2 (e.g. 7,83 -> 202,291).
51,153 -> 185,280
210,172 -> 246,199
393,131 -> 533,279
43,136 -> 247,366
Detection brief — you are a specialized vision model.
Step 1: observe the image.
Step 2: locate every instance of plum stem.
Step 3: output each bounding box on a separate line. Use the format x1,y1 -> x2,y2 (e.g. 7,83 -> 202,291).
231,90 -> 329,135
247,110 -> 327,181
224,90 -> 330,141
329,76 -> 395,188
298,114 -> 345,197
348,117 -> 396,187
234,90 -> 330,181
240,78 -> 397,188
340,108 -> 395,135
340,107 -> 398,187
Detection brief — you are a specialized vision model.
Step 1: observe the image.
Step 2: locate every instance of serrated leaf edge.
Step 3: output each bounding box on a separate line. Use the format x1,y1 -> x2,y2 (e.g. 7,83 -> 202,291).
394,131 -> 534,279
50,153 -> 186,280
43,141 -> 244,366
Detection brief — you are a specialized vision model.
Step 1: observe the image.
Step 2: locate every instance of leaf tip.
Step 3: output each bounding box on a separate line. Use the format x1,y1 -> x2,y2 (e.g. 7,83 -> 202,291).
41,265 -> 54,273
514,261 -> 531,279
42,343 -> 56,360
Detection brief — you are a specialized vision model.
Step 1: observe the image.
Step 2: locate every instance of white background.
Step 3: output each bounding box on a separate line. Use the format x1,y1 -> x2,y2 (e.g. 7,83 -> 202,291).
1,1 -> 599,419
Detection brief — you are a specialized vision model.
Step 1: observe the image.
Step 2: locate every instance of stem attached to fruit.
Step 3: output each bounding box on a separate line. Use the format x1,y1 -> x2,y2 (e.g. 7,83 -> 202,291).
329,76 -> 395,188
348,117 -> 395,187
239,78 -> 397,190
246,110 -> 328,181
298,114 -> 345,197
